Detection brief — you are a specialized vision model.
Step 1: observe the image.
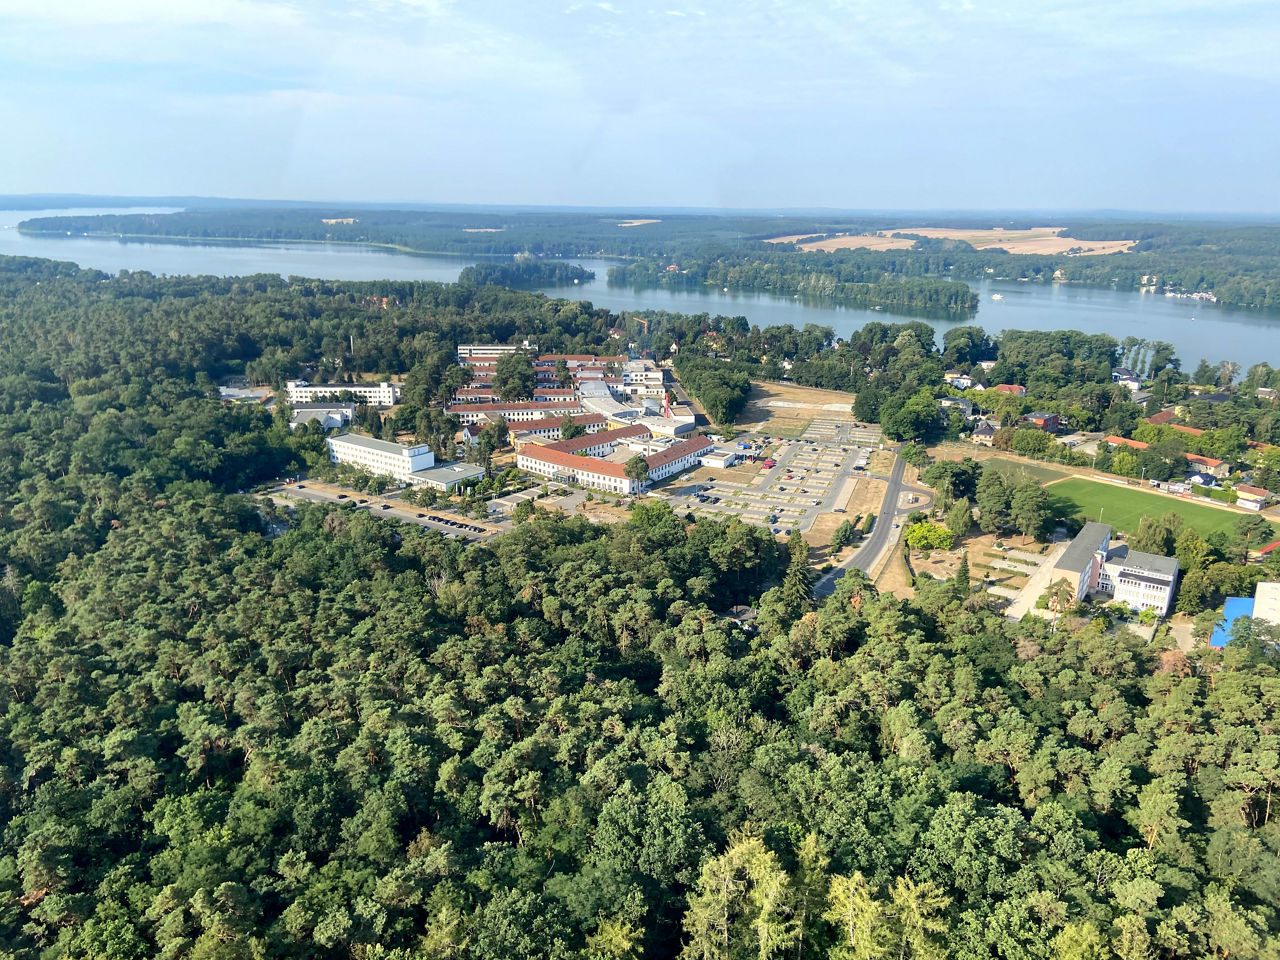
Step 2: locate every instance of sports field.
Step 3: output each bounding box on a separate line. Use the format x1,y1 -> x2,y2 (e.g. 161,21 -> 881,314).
1048,478 -> 1274,538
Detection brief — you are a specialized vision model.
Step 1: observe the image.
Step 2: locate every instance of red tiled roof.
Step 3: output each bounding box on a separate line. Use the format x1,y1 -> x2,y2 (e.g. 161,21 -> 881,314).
1145,410 -> 1177,425
1235,484 -> 1269,498
992,384 -> 1025,394
1186,453 -> 1225,468
1106,435 -> 1148,450
510,413 -> 608,433
544,423 -> 650,454
523,446 -> 629,478
1171,423 -> 1204,437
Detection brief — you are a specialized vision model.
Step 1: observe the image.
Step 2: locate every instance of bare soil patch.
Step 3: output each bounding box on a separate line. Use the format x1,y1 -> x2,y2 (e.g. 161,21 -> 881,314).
808,477 -> 885,563
875,549 -> 915,600
737,381 -> 855,432
766,233 -> 914,251
617,219 -> 661,227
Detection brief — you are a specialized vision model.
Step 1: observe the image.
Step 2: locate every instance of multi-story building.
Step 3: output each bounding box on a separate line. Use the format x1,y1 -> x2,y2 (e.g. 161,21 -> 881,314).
326,433 -> 435,480
1051,522 -> 1179,615
444,400 -> 584,425
457,343 -> 534,361
516,425 -> 712,494
286,380 -> 399,407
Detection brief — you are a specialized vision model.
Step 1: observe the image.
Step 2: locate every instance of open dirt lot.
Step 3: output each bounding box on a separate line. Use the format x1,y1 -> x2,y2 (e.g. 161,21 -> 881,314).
617,219 -> 661,227
769,227 -> 1134,256
736,382 -> 857,433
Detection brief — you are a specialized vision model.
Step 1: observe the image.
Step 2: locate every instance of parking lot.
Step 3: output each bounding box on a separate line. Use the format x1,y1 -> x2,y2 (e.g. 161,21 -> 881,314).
267,481 -> 500,542
654,419 -> 887,534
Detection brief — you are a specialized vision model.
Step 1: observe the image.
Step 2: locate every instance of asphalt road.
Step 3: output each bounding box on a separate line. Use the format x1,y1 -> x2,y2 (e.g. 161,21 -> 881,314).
814,453 -> 932,598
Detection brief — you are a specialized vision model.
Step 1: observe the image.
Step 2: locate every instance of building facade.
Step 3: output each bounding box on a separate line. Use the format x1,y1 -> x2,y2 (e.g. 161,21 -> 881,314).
326,433 -> 435,480
287,380 -> 399,407
1051,522 -> 1179,615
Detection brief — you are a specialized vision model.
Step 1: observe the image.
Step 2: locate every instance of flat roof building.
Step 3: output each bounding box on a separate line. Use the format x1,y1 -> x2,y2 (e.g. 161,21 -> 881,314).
287,380 -> 399,407
326,433 -> 435,481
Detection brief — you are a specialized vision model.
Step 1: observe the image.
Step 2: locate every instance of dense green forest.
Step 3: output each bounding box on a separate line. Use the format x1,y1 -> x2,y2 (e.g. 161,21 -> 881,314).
610,256 -> 978,317
20,207 -> 1280,310
1,254 -> 1279,959
457,261 -> 594,287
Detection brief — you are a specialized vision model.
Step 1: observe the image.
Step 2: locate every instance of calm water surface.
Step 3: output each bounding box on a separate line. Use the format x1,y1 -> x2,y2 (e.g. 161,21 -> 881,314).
3,209 -> 1276,368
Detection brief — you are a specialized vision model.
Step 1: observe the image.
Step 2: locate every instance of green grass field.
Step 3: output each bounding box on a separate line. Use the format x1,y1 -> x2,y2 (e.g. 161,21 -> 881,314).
1048,478 -> 1274,539
980,456 -> 1071,485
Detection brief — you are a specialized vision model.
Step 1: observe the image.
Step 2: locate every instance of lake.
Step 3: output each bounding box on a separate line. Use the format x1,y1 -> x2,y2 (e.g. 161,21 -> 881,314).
3,207 -> 1274,369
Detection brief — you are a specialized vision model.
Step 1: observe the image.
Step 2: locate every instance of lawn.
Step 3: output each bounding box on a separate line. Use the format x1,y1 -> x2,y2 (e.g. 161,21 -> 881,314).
1047,478 -> 1275,539
980,456 -> 1071,486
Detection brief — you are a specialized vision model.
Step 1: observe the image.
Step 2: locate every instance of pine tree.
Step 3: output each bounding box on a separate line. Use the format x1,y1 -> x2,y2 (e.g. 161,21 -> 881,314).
953,553 -> 970,596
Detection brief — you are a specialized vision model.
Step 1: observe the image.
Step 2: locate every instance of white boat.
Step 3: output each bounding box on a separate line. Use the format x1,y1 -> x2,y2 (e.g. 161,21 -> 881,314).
991,293 -> 1004,301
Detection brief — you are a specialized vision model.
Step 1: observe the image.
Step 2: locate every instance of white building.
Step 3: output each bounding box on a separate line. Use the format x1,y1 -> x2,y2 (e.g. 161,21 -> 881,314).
700,448 -> 742,469
288,401 -> 355,431
287,380 -> 399,407
444,401 -> 584,425
1051,522 -> 1180,616
326,433 -> 435,481
620,360 -> 667,397
457,343 -> 533,361
408,461 -> 486,491
516,425 -> 712,494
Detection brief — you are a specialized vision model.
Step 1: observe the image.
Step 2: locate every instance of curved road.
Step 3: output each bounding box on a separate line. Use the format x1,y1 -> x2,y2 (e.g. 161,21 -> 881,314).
814,453 -> 932,598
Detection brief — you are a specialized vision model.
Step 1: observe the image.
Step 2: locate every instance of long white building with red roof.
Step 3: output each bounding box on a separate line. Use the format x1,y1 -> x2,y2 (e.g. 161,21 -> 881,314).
516,424 -> 712,494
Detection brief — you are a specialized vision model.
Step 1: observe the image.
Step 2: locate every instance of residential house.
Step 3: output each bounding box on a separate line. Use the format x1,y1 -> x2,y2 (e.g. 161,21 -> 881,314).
1022,411 -> 1060,432
1106,435 -> 1149,451
970,419 -> 998,445
991,384 -> 1027,397
944,371 -> 974,389
1234,484 -> 1270,511
1186,453 -> 1228,479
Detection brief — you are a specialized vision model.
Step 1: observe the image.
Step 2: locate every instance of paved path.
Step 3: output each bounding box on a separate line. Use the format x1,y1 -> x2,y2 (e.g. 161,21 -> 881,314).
815,454 -> 915,597
1003,540 -> 1069,619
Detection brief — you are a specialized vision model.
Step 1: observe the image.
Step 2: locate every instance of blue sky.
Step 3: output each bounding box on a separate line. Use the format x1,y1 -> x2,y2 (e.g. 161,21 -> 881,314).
1,0 -> 1277,211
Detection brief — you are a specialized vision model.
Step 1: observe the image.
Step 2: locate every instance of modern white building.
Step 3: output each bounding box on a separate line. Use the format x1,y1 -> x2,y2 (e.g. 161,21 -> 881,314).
287,380 -> 399,407
1051,522 -> 1180,616
457,342 -> 534,361
408,461 -> 486,491
326,433 -> 435,481
620,360 -> 667,397
288,401 -> 355,431
700,448 -> 742,469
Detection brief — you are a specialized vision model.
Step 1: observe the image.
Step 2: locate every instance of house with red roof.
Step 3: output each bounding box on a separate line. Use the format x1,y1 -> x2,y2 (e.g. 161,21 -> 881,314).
992,384 -> 1026,396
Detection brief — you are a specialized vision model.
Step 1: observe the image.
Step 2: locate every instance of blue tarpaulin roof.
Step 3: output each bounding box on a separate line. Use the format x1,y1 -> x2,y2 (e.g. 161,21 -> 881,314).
1212,597 -> 1255,648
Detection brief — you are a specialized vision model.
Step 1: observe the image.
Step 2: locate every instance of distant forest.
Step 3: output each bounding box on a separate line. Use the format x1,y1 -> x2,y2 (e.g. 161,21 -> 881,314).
2,253 -> 1279,959
19,208 -> 1280,310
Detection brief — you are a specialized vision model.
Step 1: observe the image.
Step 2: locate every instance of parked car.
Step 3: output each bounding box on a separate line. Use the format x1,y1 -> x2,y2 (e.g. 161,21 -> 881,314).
336,493 -> 348,499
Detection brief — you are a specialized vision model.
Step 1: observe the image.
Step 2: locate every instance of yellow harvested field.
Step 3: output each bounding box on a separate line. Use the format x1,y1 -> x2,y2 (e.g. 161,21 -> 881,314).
766,233 -> 914,251
617,219 -> 661,227
769,226 -> 1133,256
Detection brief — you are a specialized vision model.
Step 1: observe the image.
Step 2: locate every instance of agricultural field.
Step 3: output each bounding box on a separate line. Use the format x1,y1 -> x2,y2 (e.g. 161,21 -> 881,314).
1047,478 -> 1275,539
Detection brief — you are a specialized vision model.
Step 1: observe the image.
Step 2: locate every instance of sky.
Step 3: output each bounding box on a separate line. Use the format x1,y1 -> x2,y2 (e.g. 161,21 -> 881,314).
1,0 -> 1278,212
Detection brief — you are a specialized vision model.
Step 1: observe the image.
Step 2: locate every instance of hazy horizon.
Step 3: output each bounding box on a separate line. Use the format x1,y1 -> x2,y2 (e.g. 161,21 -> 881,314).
2,1 -> 1278,213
